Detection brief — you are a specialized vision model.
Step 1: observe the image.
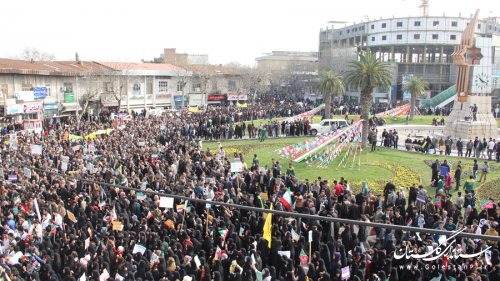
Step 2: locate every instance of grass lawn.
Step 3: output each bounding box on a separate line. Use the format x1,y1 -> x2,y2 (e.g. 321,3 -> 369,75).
204,137 -> 500,199
242,114 -> 500,127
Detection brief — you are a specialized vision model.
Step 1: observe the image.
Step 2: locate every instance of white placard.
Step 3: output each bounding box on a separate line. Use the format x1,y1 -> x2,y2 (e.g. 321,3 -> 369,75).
23,167 -> 31,179
341,266 -> 350,280
132,244 -> 146,255
99,269 -> 110,281
31,144 -> 43,155
308,230 -> 313,242
230,161 -> 243,173
194,255 -> 201,268
159,197 -> 174,209
291,228 -> 300,242
206,198 -> 212,209
33,199 -> 41,221
277,251 -> 291,258
61,156 -> 69,171
85,238 -> 90,250
9,134 -> 18,150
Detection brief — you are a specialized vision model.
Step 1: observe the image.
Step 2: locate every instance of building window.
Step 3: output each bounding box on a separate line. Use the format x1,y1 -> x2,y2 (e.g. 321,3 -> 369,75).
489,25 -> 493,30
103,82 -> 113,92
414,21 -> 421,26
397,21 -> 403,27
433,21 -> 439,26
477,23 -> 481,29
397,34 -> 403,40
22,83 -> 33,91
371,24 -> 374,29
158,81 -> 168,92
347,29 -> 350,34
63,83 -> 73,93
382,23 -> 387,28
451,21 -> 457,27
414,34 -> 420,39
382,35 -> 387,40
177,81 -> 185,91
0,84 -> 8,98
371,36 -> 375,41
228,80 -> 237,91
192,83 -> 201,92
450,35 -> 457,40
339,31 -> 342,35
211,80 -> 218,91
45,84 -> 51,96
432,34 -> 439,39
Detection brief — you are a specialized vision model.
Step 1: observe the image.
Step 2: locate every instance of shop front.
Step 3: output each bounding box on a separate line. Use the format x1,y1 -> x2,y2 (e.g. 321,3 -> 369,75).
43,102 -> 59,117
101,94 -> 119,113
61,103 -> 82,113
21,101 -> 43,120
207,94 -> 225,105
173,95 -> 188,109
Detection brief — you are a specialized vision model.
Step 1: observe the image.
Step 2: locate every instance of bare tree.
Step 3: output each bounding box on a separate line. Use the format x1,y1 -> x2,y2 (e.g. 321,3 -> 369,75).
171,63 -> 192,108
240,67 -> 271,105
76,68 -> 104,128
20,47 -> 55,61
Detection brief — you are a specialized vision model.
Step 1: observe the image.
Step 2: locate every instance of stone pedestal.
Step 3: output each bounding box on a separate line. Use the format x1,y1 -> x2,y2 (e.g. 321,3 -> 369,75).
445,95 -> 498,140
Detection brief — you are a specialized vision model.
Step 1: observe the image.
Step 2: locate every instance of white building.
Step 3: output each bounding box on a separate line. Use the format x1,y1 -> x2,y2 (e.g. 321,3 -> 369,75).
319,15 -> 500,103
0,58 -> 192,120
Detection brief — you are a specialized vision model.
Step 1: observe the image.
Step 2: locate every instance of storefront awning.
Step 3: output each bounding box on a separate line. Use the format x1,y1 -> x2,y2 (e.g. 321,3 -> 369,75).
43,104 -> 58,110
61,103 -> 82,112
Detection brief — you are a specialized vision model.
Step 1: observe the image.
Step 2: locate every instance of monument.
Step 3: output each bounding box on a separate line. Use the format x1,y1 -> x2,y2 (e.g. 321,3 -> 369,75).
445,10 -> 498,140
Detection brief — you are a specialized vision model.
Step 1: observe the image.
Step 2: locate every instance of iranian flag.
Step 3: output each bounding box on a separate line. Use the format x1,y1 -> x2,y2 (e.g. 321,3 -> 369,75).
215,246 -> 222,260
151,153 -> 158,165
109,205 -> 118,222
299,249 -> 308,265
219,229 -> 229,240
280,188 -> 293,211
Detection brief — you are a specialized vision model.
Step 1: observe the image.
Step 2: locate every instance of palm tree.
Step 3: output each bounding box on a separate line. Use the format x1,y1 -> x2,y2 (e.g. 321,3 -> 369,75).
344,51 -> 392,148
402,75 -> 428,120
318,71 -> 344,119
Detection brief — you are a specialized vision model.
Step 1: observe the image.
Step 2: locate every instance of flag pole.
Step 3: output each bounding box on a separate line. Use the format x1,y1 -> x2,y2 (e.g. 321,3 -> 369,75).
206,210 -> 209,235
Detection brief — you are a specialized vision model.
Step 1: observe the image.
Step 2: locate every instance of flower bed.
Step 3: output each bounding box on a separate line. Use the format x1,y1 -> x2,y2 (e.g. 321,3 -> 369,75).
350,163 -> 422,195
477,178 -> 500,200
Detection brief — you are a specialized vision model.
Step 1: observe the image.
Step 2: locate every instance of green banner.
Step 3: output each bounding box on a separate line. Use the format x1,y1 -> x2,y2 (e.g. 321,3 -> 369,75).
64,92 -> 75,103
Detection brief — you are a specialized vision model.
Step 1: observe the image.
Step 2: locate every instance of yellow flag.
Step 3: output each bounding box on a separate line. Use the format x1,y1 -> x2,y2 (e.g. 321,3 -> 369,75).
263,204 -> 273,248
66,210 -> 77,223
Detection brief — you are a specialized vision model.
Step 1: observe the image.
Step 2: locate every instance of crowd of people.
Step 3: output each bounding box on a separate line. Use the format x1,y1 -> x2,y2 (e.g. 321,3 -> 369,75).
0,106 -> 498,281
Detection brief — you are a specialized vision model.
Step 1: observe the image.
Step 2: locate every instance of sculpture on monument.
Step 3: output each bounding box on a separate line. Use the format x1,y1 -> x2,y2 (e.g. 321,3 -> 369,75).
445,10 -> 498,140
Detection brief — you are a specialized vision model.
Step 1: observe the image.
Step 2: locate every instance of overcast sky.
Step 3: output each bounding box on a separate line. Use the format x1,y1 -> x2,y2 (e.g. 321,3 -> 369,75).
1,0 -> 498,66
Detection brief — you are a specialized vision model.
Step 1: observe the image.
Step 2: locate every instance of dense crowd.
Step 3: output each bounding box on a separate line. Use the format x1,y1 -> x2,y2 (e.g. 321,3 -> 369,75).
0,108 -> 498,281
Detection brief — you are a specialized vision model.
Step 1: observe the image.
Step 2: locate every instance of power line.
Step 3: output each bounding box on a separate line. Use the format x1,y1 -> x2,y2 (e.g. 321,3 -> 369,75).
11,162 -> 500,242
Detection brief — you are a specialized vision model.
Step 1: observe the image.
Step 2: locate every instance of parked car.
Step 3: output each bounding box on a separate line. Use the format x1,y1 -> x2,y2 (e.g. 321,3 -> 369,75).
309,119 -> 349,136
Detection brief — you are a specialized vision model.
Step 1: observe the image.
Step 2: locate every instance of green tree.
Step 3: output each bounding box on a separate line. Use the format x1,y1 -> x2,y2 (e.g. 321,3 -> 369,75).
344,51 -> 392,148
402,75 -> 428,120
318,71 -> 344,119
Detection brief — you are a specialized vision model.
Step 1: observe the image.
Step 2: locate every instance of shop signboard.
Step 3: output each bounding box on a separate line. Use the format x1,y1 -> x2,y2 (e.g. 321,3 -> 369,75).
33,87 -> 48,99
15,91 -> 34,102
22,102 -> 43,114
227,92 -> 248,101
4,104 -> 23,115
64,92 -> 75,103
207,95 -> 225,101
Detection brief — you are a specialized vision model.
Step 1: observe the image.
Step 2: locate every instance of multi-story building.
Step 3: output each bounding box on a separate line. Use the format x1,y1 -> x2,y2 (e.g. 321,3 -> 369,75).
255,51 -> 319,97
183,64 -> 248,107
0,58 -> 191,121
319,15 -> 500,104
